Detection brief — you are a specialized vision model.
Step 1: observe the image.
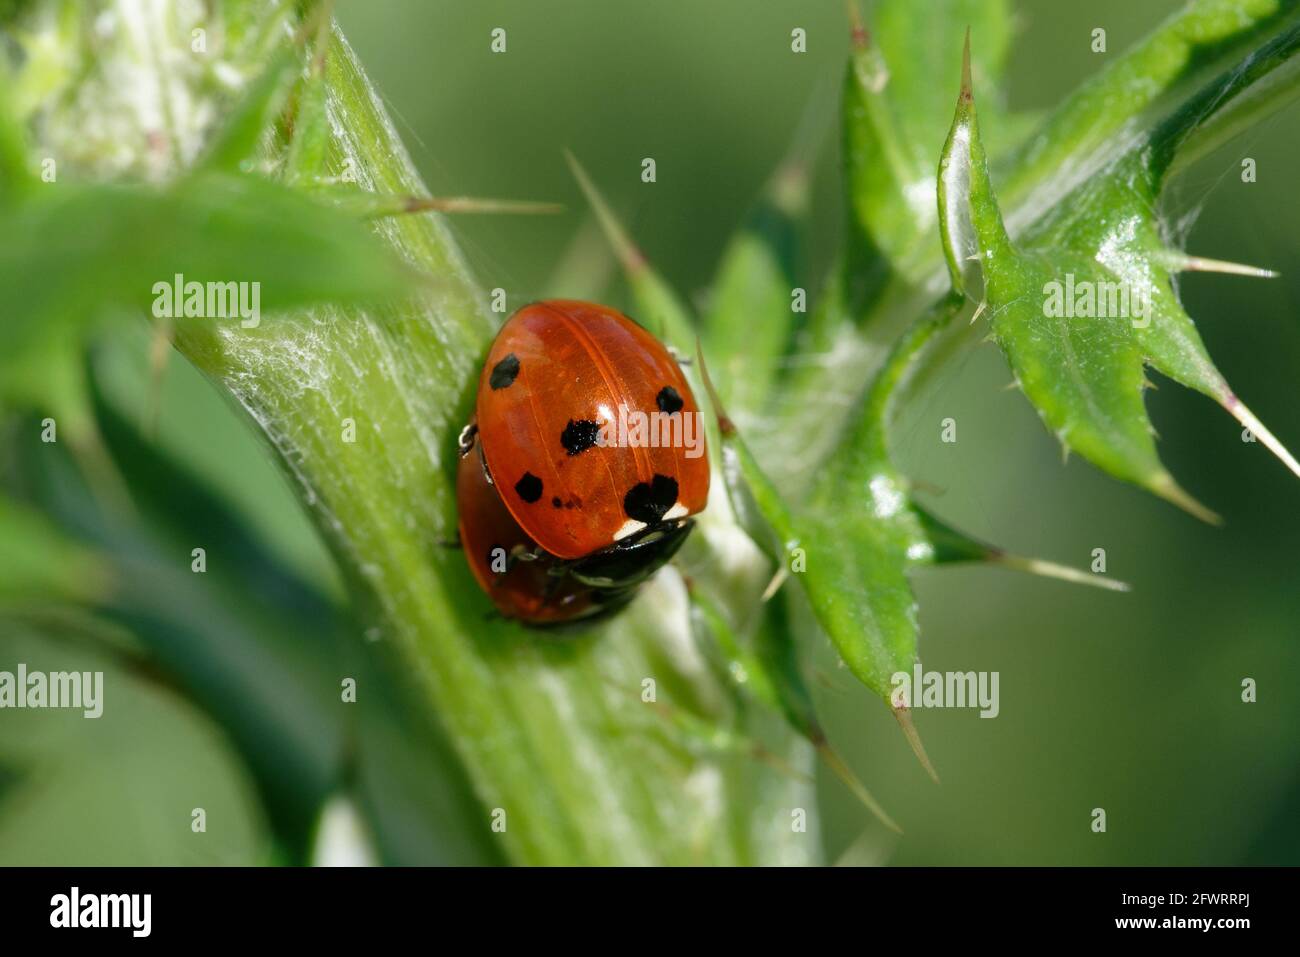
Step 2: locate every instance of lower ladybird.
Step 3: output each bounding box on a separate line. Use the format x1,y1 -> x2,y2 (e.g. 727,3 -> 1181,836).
456,299 -> 710,624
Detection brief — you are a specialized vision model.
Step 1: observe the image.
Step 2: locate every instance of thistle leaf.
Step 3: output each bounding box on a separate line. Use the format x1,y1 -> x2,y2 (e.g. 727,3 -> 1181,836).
781,0 -> 1300,493
844,0 -> 1011,281
941,25 -> 1300,518
701,294 -> 1123,723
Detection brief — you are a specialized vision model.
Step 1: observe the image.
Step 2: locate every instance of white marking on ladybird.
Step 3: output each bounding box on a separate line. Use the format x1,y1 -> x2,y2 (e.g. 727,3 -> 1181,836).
663,502 -> 689,520
613,518 -> 647,541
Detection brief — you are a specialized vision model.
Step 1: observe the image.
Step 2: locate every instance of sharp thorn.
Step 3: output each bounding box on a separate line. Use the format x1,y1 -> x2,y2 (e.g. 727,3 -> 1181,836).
1169,253 -> 1278,279
846,1 -> 870,51
1149,472 -> 1222,525
959,28 -> 973,103
1224,393 -> 1300,479
991,553 -> 1130,592
564,149 -> 647,274
761,565 -> 789,602
371,195 -> 564,218
893,707 -> 940,784
815,739 -> 901,833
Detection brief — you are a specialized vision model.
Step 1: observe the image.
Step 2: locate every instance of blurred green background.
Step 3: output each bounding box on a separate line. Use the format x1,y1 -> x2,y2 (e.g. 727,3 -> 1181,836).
3,0 -> 1297,865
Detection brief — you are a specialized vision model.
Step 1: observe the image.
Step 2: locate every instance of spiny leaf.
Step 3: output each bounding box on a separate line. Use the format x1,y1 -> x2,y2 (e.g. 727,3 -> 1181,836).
844,0 -> 1012,281
701,296 -> 1124,723
777,0 -> 1300,496
941,25 -> 1300,519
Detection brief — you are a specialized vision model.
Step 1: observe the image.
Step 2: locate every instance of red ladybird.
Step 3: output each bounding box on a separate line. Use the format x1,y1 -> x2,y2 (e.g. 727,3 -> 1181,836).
456,299 -> 710,623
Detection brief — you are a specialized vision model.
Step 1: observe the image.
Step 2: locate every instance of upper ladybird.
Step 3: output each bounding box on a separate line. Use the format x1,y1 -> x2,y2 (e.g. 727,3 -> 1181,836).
474,300 -> 710,561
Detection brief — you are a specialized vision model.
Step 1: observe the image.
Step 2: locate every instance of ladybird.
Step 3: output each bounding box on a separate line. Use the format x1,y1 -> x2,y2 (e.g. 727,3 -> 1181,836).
456,299 -> 710,623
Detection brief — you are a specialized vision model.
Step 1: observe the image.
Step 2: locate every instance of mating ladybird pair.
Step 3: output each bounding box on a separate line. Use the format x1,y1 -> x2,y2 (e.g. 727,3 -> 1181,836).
456,300 -> 710,623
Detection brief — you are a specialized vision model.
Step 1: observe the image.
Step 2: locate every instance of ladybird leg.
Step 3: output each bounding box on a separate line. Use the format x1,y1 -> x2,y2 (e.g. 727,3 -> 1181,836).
538,564 -> 573,604
509,544 -> 543,564
477,441 -> 494,485
457,422 -> 478,458
490,544 -> 544,586
667,346 -> 692,366
486,545 -> 531,587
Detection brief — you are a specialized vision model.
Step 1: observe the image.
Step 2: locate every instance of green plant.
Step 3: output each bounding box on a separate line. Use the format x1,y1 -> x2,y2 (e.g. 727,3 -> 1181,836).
1,0 -> 1297,865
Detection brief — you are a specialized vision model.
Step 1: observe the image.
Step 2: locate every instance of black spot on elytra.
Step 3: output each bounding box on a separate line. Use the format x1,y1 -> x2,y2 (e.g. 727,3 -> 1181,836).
656,386 -> 683,414
515,472 -> 543,503
560,419 -> 601,456
489,353 -> 520,389
623,474 -> 679,524
551,496 -> 563,508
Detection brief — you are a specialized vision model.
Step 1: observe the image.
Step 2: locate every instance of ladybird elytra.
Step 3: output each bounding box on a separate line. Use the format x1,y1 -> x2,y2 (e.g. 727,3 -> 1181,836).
456,299 -> 710,623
